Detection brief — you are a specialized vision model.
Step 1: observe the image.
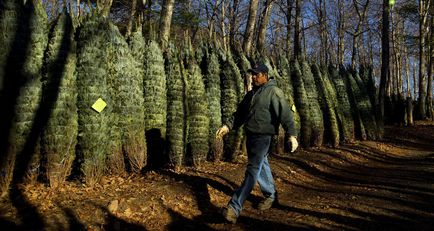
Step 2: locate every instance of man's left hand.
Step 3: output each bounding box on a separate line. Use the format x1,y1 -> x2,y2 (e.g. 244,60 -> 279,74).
288,136 -> 298,153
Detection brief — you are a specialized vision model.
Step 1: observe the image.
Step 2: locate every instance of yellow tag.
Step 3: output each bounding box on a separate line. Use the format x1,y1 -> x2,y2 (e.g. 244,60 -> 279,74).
92,98 -> 107,113
291,104 -> 296,112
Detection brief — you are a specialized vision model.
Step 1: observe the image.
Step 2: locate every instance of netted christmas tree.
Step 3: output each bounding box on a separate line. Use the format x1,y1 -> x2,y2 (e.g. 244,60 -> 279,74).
220,52 -> 244,161
329,65 -> 354,143
278,55 -> 300,135
76,16 -> 112,185
342,68 -> 366,140
360,66 -> 383,138
106,24 -> 146,173
311,64 -> 339,147
143,40 -> 167,167
41,12 -> 77,187
165,44 -> 185,168
290,59 -> 312,147
203,50 -> 223,161
301,61 -> 324,147
185,56 -> 210,166
0,0 -> 48,194
129,29 -> 146,64
233,51 -> 251,92
348,69 -> 378,140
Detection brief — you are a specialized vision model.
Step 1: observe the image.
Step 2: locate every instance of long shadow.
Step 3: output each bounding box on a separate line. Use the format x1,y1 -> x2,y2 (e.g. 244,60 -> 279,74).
89,204 -> 147,231
275,202 -> 429,231
0,2 -> 32,177
160,170 -> 235,223
160,169 -> 267,225
166,208 -> 218,231
274,153 -> 434,196
280,174 -> 434,215
341,143 -> 434,164
0,1 -> 45,229
321,150 -> 434,184
1,3 -> 73,230
319,149 -> 434,180
61,206 -> 86,231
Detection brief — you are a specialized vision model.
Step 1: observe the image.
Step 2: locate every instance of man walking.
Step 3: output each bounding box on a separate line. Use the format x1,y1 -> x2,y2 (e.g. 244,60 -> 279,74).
216,63 -> 298,224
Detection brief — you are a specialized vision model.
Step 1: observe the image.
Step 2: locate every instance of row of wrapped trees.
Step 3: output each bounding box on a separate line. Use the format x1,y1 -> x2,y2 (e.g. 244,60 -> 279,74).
0,3 -> 382,195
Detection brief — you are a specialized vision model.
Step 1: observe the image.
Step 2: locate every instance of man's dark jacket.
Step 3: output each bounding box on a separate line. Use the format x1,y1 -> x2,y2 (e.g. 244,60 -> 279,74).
226,79 -> 297,137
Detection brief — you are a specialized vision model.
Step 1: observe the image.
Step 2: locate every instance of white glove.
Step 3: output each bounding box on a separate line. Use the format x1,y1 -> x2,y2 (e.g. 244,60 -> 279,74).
216,125 -> 229,138
288,136 -> 298,153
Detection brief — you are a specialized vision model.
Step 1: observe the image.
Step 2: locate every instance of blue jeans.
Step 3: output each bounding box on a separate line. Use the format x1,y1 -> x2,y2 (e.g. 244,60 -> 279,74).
228,134 -> 276,216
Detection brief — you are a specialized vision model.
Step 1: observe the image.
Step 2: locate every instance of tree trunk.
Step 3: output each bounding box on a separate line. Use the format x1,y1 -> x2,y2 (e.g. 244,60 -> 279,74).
350,0 -> 370,69
427,15 -> 434,120
206,0 -> 220,43
69,0 -> 74,17
337,0 -> 345,66
221,0 -> 227,52
229,0 -> 239,51
257,0 -> 274,54
418,0 -> 429,119
379,0 -> 390,121
97,0 -> 113,17
158,0 -> 175,49
77,0 -> 80,18
314,0 -> 328,64
286,0 -> 293,58
243,0 -> 259,55
294,0 -> 302,60
126,0 -> 138,38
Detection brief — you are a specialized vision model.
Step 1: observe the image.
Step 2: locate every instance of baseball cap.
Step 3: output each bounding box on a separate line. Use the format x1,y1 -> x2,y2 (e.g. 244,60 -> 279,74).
247,63 -> 269,74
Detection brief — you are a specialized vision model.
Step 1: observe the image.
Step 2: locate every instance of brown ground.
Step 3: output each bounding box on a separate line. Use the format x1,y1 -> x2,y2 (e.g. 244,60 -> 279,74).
1,121 -> 433,231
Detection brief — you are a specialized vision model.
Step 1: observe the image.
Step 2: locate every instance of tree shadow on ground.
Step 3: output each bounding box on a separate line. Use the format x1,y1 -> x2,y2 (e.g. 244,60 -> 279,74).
275,202 -> 432,231
0,2 -> 74,230
160,169 -> 272,225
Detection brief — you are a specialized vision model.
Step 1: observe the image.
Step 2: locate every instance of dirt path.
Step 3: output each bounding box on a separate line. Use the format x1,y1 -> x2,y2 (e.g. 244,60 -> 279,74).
1,122 -> 433,231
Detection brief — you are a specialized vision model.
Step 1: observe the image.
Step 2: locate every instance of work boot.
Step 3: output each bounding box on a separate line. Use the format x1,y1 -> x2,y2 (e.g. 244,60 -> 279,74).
258,193 -> 278,211
221,206 -> 238,224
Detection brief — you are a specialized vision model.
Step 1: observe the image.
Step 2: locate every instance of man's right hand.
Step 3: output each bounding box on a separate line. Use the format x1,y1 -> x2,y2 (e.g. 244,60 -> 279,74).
216,125 -> 229,138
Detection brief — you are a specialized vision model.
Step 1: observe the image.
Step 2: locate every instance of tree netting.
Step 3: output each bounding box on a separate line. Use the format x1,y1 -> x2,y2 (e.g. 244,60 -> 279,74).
220,52 -> 244,161
0,12 -> 387,184
329,65 -> 355,143
106,24 -> 146,174
0,0 -> 48,194
290,59 -> 312,147
203,50 -> 223,161
76,17 -> 112,186
311,64 -> 340,147
165,44 -> 185,168
185,58 -> 210,166
41,12 -> 77,187
143,40 -> 167,168
301,61 -> 324,147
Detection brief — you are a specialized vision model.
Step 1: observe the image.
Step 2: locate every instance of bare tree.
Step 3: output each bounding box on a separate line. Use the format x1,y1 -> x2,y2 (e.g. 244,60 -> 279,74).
427,14 -> 433,119
379,0 -> 390,121
350,0 -> 370,69
229,0 -> 240,51
158,0 -> 175,49
97,0 -> 113,17
257,0 -> 274,54
286,0 -> 294,57
336,0 -> 346,66
294,0 -> 302,59
126,0 -> 138,38
417,0 -> 430,119
243,0 -> 259,55
205,0 -> 221,44
312,0 -> 329,64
